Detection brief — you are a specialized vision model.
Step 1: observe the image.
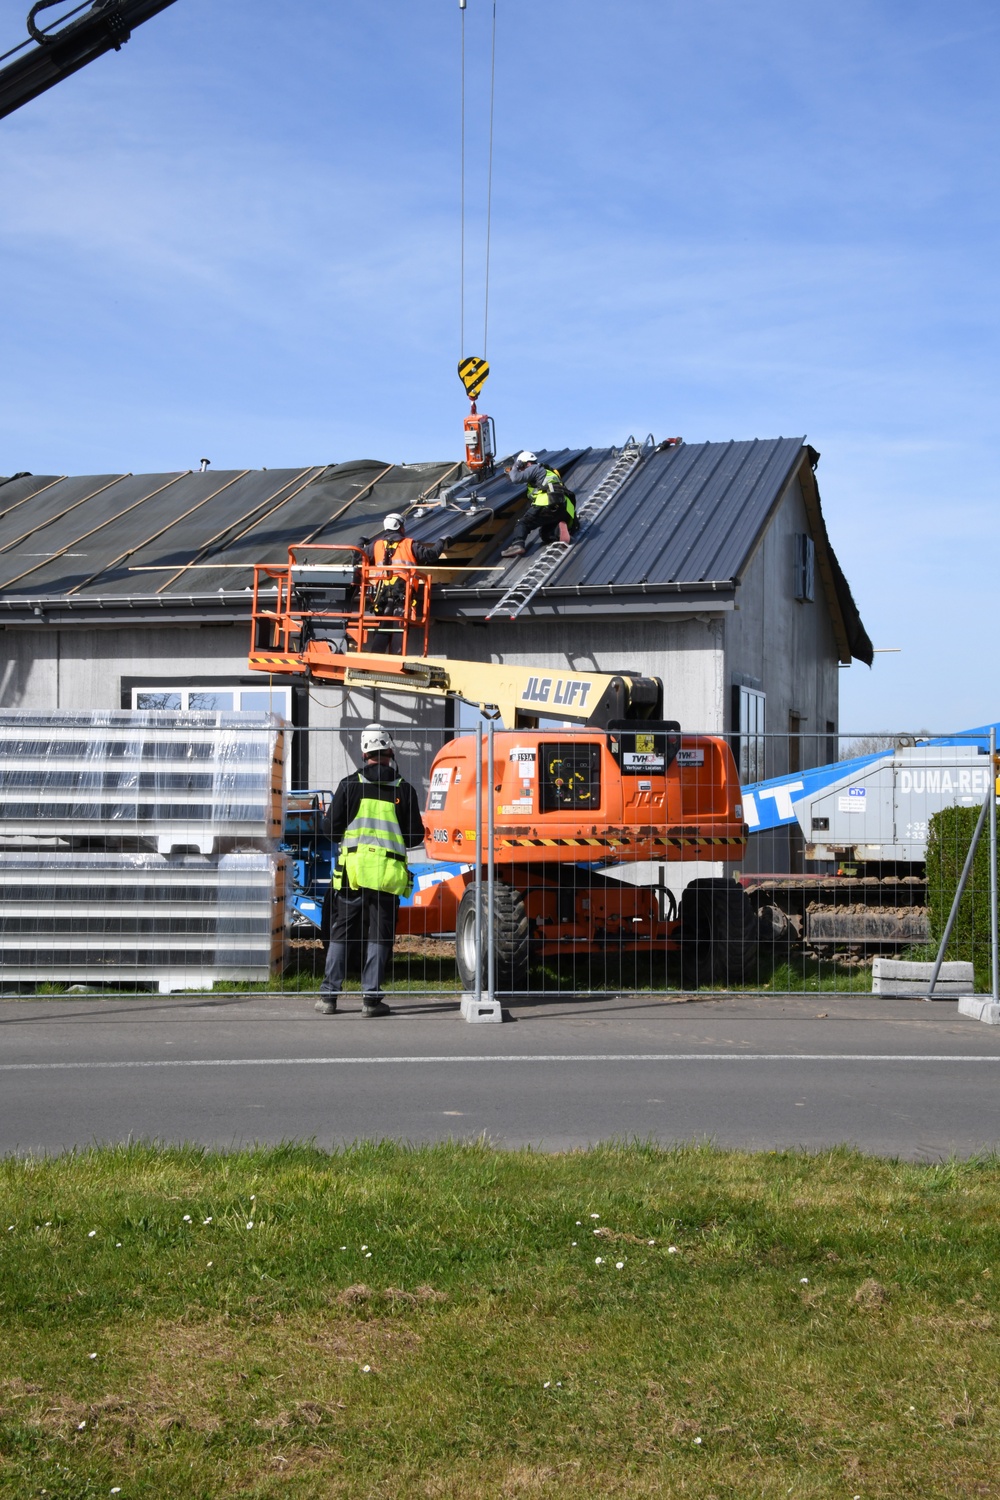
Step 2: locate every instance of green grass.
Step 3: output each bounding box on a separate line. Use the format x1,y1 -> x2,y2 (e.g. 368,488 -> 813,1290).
1,1142 -> 999,1497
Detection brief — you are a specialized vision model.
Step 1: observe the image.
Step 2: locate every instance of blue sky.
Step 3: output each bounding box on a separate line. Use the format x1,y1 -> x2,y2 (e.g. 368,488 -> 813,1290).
1,0 -> 998,733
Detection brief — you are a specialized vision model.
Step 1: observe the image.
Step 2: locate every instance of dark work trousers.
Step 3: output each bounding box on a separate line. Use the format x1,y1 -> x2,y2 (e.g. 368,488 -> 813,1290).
321,886 -> 400,1000
510,503 -> 570,548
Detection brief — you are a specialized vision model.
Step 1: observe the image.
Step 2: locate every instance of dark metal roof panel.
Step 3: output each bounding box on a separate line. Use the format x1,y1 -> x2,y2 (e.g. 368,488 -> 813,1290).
545,438 -> 805,589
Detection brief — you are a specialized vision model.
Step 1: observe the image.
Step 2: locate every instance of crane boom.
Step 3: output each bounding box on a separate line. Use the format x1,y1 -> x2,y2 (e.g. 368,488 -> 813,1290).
0,0 -> 179,121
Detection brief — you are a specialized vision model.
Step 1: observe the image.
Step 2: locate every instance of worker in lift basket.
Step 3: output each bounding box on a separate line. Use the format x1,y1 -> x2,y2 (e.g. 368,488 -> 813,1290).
500,452 -> 577,558
362,512 -> 452,653
315,724 -> 425,1017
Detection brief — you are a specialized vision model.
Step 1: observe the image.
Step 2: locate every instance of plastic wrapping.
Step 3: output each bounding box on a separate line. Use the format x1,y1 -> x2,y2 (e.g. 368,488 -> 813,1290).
0,851 -> 287,992
0,711 -> 288,991
0,709 -> 284,853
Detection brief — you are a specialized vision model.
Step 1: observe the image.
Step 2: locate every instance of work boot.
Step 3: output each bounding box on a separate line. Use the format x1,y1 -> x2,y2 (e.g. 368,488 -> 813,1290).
361,996 -> 392,1018
314,997 -> 338,1015
500,542 -> 526,559
557,521 -> 571,544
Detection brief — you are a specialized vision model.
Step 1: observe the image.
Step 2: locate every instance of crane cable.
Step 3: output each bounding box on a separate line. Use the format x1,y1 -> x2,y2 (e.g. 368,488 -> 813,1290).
483,0 -> 496,359
459,0 -> 497,362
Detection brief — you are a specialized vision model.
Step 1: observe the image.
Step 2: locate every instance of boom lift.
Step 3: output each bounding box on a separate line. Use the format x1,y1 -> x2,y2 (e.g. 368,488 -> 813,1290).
249,545 -> 756,986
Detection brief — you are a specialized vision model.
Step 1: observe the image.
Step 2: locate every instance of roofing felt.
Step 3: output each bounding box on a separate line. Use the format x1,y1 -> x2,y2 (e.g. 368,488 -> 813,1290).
0,438 -> 872,663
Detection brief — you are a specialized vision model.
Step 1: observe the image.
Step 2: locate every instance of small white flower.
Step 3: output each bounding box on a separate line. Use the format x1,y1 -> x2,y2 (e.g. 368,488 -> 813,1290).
799,1277 -> 809,1285
595,1256 -> 603,1265
250,1195 -> 256,1201
361,1244 -> 368,1251
571,1242 -> 577,1246
203,1218 -> 212,1225
648,1239 -> 655,1245
667,1245 -> 678,1254
576,1221 -> 582,1226
111,1489 -> 122,1495
593,1228 -> 601,1235
6,1225 -> 13,1232
616,1261 -> 624,1270
246,1222 -> 254,1230
45,1221 -> 51,1226
115,1242 -> 122,1249
909,1405 -> 915,1412
207,1261 -> 213,1267
556,1381 -> 562,1387
361,1364 -> 371,1373
365,1252 -> 372,1259
590,1213 -> 599,1219
693,1436 -> 702,1445
88,1230 -> 96,1238
183,1215 -> 191,1223
89,1353 -> 97,1360
77,1420 -> 86,1430
543,1381 -> 551,1388
341,1246 -> 347,1251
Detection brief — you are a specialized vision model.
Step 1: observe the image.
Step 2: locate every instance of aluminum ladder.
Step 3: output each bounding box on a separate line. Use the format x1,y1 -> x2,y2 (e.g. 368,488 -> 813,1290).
486,438 -> 646,621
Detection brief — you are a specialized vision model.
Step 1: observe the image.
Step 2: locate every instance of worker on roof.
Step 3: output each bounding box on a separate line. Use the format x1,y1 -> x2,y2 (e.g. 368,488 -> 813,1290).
316,723 -> 425,1019
361,512 -> 452,653
500,452 -> 577,559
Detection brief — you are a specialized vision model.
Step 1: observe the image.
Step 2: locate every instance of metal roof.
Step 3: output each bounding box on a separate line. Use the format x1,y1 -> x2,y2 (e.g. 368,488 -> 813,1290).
0,439 -> 872,662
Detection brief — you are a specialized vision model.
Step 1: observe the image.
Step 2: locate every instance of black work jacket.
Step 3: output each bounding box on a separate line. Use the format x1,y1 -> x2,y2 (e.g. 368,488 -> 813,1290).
325,763 -> 425,849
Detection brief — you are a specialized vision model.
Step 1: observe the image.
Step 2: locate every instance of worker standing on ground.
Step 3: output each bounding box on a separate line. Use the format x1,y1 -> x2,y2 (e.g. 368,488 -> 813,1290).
316,725 -> 425,1018
500,452 -> 576,559
363,512 -> 451,652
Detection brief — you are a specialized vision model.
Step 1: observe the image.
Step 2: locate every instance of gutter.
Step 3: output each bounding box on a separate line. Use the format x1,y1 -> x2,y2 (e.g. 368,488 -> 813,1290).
441,578 -> 739,600
0,591 -> 256,628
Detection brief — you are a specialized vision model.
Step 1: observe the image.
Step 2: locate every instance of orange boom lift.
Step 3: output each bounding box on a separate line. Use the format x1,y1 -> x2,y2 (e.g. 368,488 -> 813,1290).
248,554 -> 755,987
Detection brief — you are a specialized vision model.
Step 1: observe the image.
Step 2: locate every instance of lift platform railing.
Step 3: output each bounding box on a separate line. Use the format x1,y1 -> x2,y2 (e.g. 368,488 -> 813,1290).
251,544 -> 432,660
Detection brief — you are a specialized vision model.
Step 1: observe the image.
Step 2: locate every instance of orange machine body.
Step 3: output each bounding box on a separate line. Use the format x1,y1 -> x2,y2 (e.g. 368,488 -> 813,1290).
401,728 -> 747,959
419,729 -> 746,866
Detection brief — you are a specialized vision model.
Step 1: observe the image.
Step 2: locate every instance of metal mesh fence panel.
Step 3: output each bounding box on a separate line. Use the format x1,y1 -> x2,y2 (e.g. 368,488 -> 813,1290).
0,712 -> 996,1003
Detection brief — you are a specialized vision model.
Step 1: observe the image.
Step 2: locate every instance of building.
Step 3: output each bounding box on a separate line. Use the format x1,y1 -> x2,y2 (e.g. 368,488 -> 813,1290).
0,437 -> 871,859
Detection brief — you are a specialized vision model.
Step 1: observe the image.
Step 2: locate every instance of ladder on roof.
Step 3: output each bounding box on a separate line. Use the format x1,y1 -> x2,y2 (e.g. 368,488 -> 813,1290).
485,438 -> 645,622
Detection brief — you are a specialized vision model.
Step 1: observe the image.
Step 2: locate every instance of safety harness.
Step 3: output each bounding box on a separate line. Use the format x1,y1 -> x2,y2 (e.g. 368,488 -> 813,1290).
333,773 -> 414,898
369,536 -> 421,617
526,468 -> 577,527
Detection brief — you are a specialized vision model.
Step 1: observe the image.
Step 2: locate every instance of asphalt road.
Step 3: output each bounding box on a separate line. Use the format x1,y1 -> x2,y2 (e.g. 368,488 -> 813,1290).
1,991 -> 999,1159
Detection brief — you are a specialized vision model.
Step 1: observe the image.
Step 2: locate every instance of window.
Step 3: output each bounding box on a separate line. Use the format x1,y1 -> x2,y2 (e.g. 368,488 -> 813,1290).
794,533 -> 815,602
539,742 -> 602,813
731,678 -> 766,783
131,685 -> 292,718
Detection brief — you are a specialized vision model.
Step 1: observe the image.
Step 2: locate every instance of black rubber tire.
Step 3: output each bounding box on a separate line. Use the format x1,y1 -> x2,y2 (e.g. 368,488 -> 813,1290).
679,877 -> 760,988
455,880 -> 530,992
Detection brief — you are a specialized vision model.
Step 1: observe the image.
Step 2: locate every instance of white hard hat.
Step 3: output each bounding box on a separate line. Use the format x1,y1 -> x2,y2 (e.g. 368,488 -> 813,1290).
515,451 -> 537,465
361,724 -> 394,756
382,512 -> 404,532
